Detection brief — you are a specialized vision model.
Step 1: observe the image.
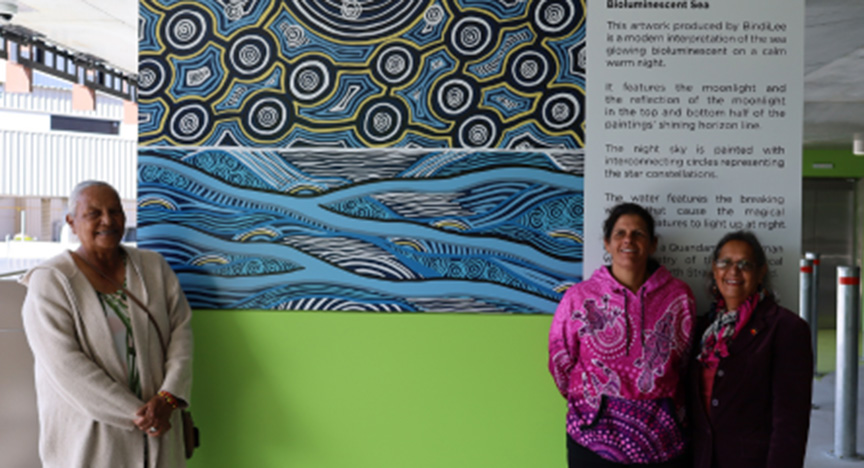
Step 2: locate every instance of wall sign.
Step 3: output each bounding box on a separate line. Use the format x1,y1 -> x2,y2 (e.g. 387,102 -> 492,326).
583,0 -> 804,308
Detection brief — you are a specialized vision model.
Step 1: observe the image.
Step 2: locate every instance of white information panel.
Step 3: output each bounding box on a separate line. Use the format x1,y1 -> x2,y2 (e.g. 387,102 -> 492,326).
584,0 -> 804,310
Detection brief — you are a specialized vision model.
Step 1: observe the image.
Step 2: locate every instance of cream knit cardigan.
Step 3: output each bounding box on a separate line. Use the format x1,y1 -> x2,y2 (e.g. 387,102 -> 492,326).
20,247 -> 193,468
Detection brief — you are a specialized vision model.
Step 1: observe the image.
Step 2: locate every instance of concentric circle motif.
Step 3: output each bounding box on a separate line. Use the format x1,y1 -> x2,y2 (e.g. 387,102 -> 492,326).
385,56 -> 406,76
230,35 -> 271,75
138,59 -> 166,97
546,4 -> 566,26
224,3 -> 245,21
437,79 -> 473,115
376,46 -> 415,85
512,50 -> 550,88
247,98 -> 289,136
451,16 -> 493,57
165,9 -> 207,50
290,60 -> 330,101
169,104 -> 209,142
374,113 -> 392,132
341,0 -> 362,19
291,1 -> 425,41
534,0 -> 576,34
458,115 -> 498,148
542,92 -> 580,130
363,102 -> 402,143
284,25 -> 307,48
425,4 -> 444,25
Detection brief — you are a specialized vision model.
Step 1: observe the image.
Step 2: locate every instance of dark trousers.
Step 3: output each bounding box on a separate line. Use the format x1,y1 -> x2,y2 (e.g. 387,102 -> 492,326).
567,434 -> 689,468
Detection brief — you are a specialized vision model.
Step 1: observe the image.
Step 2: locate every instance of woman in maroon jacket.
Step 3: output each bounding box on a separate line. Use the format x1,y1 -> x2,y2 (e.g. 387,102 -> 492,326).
689,231 -> 813,468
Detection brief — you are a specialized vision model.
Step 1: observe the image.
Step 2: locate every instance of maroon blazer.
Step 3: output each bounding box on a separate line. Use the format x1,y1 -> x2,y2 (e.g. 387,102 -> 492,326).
688,297 -> 813,468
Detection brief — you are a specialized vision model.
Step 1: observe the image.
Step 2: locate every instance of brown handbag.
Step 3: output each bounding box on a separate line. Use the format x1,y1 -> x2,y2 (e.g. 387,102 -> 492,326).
180,409 -> 200,458
71,251 -> 200,458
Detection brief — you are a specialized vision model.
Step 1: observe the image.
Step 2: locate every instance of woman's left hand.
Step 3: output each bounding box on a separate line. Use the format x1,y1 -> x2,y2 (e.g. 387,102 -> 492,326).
134,395 -> 174,437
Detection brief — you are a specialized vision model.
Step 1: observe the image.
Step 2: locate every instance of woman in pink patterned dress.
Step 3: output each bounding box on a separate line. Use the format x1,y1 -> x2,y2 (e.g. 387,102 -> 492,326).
549,202 -> 695,467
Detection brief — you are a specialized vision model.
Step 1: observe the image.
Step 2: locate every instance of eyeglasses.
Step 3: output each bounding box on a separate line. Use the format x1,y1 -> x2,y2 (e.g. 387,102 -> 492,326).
714,258 -> 757,272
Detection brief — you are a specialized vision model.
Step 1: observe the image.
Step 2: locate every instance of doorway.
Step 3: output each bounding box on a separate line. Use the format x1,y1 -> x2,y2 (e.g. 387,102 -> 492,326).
801,177 -> 858,329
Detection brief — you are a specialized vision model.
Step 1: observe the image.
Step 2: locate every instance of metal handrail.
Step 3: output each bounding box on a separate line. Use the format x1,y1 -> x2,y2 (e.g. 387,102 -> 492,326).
0,269 -> 27,279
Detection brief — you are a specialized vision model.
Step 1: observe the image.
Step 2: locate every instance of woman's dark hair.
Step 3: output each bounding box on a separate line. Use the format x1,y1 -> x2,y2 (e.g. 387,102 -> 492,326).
710,230 -> 767,267
709,230 -> 772,299
603,202 -> 657,242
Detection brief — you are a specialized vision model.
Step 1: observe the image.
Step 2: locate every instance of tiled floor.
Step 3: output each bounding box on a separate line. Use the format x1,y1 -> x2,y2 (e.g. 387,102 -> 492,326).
807,364 -> 864,467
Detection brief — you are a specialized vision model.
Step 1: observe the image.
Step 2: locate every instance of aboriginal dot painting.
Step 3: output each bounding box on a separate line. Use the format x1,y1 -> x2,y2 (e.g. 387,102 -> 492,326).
138,0 -> 586,313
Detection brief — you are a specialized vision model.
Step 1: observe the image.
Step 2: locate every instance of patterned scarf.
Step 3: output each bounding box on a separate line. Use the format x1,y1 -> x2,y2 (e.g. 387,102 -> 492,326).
100,287 -> 141,397
697,292 -> 760,366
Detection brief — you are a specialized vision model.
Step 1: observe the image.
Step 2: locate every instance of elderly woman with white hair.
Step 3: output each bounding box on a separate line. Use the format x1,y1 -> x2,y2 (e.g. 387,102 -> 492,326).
20,180 -> 194,468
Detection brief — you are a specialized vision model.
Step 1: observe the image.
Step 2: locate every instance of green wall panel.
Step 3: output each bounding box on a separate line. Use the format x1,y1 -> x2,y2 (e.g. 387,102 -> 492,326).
803,147 -> 864,178
188,311 -> 564,468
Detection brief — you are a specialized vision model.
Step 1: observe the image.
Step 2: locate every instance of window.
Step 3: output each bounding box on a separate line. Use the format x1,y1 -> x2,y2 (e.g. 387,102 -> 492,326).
50,116 -> 120,135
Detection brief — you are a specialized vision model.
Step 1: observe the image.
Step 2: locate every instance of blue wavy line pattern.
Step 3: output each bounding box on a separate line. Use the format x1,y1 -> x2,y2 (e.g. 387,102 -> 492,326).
160,241 -> 304,277
323,182 -> 583,261
139,149 -> 583,313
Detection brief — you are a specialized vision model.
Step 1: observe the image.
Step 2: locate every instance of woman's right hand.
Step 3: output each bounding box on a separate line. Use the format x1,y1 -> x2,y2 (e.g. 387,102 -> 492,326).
134,395 -> 174,437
